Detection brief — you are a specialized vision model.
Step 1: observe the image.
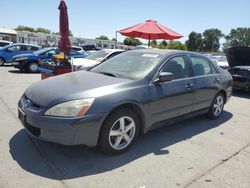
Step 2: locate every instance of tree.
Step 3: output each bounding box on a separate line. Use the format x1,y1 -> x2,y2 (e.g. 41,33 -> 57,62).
167,40 -> 187,50
161,40 -> 168,46
15,25 -> 35,32
96,35 -> 109,40
151,40 -> 157,46
53,30 -> 73,36
203,29 -> 224,52
185,31 -> 203,51
123,37 -> 142,46
224,27 -> 250,47
35,27 -> 51,34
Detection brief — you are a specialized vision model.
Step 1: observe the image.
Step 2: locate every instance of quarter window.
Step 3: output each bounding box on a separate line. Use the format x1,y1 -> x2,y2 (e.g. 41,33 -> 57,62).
161,56 -> 190,80
191,56 -> 212,76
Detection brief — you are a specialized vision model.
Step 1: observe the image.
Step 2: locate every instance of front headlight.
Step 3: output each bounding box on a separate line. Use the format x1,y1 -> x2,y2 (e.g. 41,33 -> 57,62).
44,98 -> 95,117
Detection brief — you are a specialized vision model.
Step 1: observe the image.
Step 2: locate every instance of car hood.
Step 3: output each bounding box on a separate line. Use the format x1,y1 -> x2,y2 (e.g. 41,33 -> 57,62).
225,46 -> 250,67
25,71 -> 131,107
72,58 -> 99,67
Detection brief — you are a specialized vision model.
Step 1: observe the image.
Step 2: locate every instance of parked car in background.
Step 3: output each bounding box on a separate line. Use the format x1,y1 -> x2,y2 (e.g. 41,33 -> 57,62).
0,40 -> 13,47
71,46 -> 85,53
18,49 -> 232,154
12,47 -> 86,72
228,66 -> 250,92
81,44 -> 99,51
72,49 -> 124,71
226,46 -> 250,91
0,43 -> 41,66
210,55 -> 229,69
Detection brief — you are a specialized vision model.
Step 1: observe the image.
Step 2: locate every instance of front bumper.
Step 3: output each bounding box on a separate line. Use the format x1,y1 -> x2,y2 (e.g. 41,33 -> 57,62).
232,76 -> 250,91
18,96 -> 106,146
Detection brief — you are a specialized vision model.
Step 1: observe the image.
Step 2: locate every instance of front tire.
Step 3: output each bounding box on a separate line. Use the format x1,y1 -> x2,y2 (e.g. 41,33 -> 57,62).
0,58 -> 5,66
28,62 -> 39,73
99,108 -> 140,154
208,93 -> 225,119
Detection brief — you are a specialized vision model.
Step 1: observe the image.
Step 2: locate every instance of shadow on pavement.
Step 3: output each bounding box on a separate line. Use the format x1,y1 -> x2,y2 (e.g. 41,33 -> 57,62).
9,111 -> 233,180
8,70 -> 39,74
232,90 -> 250,99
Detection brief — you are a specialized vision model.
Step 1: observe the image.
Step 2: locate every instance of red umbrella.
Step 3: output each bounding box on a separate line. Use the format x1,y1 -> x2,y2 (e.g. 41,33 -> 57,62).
58,0 -> 71,54
119,19 -> 183,47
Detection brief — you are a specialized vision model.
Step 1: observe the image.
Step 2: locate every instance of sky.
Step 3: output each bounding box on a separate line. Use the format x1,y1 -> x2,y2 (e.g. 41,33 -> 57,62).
0,0 -> 250,44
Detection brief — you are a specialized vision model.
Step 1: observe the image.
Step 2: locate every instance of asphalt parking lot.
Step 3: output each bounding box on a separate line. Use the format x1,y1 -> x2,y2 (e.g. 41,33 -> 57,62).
0,66 -> 250,188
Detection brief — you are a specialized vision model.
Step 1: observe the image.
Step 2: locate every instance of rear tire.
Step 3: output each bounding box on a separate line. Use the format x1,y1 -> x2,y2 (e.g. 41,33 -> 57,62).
0,58 -> 5,66
208,92 -> 225,119
28,62 -> 39,73
99,108 -> 140,154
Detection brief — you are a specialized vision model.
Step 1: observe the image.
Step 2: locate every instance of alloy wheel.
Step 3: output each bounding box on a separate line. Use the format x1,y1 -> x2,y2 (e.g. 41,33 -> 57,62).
213,95 -> 224,116
108,116 -> 136,150
29,63 -> 38,72
0,58 -> 4,66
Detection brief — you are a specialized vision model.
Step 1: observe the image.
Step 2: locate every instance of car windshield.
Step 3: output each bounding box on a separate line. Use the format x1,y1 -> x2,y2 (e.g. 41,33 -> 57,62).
33,48 -> 54,55
91,52 -> 162,80
86,50 -> 110,61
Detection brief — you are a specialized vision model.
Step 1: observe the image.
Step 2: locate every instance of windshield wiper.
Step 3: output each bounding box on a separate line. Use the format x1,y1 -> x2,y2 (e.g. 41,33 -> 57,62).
98,71 -> 119,77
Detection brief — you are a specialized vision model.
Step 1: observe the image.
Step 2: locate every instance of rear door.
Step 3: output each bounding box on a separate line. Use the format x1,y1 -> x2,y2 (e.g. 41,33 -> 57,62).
189,55 -> 221,111
5,45 -> 23,62
149,55 -> 195,125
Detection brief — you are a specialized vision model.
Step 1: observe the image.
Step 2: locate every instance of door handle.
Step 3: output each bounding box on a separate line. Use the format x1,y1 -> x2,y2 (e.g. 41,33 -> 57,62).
185,83 -> 193,89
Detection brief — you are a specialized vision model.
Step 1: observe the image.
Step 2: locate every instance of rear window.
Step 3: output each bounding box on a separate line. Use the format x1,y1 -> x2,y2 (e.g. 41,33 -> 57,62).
191,56 -> 212,76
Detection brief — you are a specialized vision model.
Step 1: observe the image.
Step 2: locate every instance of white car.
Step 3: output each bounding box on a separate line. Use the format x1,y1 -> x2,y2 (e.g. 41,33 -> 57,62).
211,55 -> 229,69
72,49 -> 124,71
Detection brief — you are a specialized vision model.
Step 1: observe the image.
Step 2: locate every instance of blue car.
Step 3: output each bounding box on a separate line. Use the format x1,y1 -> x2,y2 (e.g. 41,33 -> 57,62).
0,43 -> 41,66
12,47 -> 86,72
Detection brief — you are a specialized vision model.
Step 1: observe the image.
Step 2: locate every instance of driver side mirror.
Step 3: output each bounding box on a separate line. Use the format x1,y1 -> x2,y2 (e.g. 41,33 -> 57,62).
153,72 -> 174,84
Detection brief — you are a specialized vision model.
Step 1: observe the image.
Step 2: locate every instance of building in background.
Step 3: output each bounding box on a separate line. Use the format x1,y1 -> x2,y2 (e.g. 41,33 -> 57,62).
0,28 -> 126,49
0,28 -> 17,42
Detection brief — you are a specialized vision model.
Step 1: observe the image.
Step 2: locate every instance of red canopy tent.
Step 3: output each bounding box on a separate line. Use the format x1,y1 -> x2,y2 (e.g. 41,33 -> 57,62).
119,19 -> 183,47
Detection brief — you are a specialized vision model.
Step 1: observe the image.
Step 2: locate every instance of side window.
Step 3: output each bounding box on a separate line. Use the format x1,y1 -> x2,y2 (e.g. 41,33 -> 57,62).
8,45 -> 21,52
191,56 -> 212,76
20,45 -> 27,51
161,56 -> 190,80
27,46 -> 38,51
45,50 -> 56,56
107,51 -> 122,60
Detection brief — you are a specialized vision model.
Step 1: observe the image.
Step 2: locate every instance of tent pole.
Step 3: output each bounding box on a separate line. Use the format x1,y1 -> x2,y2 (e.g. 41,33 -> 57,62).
148,35 -> 151,49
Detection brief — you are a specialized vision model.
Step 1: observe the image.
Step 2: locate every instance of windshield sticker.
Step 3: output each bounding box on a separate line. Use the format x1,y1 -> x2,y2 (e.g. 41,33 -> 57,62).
142,54 -> 159,58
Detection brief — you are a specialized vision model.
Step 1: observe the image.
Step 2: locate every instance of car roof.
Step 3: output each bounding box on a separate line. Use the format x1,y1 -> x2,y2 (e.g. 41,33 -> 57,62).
102,49 -> 124,52
126,49 -> 203,57
8,43 -> 41,47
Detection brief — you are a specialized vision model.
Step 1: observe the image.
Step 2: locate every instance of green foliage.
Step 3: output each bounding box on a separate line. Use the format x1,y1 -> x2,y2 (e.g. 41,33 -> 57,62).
185,31 -> 203,51
225,28 -> 250,47
53,30 -> 73,36
96,35 -> 109,40
203,28 -> 224,52
123,37 -> 142,46
35,27 -> 51,34
150,40 -> 157,46
167,40 -> 187,50
151,40 -> 186,50
15,25 -> 35,32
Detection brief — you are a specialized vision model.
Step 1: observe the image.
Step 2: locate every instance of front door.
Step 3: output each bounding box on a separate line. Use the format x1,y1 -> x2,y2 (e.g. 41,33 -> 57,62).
149,55 -> 195,125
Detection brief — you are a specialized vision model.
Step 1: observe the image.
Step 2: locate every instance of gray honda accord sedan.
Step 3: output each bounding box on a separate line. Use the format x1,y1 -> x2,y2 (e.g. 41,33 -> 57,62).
18,49 -> 233,154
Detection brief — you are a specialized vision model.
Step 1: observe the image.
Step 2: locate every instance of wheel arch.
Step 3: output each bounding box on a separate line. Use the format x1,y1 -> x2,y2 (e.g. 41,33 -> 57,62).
98,102 -> 147,143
